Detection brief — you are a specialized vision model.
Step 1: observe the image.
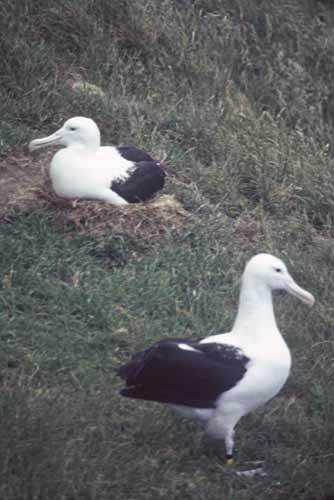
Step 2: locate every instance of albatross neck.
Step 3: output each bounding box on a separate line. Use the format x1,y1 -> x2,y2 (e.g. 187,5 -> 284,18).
232,276 -> 279,338
68,139 -> 100,153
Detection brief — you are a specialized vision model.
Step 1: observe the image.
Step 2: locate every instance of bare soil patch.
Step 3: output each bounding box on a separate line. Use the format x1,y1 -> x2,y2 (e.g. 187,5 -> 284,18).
0,151 -> 51,216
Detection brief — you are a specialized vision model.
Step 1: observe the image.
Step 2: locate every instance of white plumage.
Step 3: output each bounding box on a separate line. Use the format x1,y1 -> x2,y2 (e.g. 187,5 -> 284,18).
118,254 -> 315,465
29,116 -> 166,205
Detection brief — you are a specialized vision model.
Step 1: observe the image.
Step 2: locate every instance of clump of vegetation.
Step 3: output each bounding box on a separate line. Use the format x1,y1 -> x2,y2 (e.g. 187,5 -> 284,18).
1,0 -> 334,498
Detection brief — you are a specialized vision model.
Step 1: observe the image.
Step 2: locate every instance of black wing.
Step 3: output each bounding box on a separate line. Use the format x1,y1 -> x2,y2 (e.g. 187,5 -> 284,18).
111,161 -> 166,203
117,338 -> 249,408
117,145 -> 155,163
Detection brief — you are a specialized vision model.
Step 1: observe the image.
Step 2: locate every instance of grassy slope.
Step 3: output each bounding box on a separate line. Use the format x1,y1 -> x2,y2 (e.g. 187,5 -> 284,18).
1,0 -> 334,498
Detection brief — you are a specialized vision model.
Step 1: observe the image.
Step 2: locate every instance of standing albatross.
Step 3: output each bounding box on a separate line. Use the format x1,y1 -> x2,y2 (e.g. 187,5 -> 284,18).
117,253 -> 314,465
29,117 -> 166,205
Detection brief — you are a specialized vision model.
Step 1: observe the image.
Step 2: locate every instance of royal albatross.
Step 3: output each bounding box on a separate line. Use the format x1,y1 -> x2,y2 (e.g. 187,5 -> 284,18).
117,254 -> 315,465
29,117 -> 166,205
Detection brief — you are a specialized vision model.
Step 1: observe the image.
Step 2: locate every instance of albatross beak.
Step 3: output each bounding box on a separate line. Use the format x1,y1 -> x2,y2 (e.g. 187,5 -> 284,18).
285,276 -> 315,307
29,128 -> 64,152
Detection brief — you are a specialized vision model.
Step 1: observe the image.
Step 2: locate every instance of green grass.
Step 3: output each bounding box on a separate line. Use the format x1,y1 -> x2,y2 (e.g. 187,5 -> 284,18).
1,0 -> 334,498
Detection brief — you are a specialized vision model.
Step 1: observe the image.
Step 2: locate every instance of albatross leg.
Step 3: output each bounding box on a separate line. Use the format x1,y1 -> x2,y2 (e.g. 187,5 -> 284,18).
206,409 -> 242,466
224,428 -> 236,465
220,431 -> 235,466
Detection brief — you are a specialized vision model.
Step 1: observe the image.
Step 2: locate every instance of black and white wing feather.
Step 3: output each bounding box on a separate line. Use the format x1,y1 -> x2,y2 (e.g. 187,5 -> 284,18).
111,161 -> 166,203
118,338 -> 250,408
117,145 -> 155,163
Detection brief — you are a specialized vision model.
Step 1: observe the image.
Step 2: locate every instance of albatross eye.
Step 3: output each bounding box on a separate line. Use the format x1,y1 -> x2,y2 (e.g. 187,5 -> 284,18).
275,268 -> 282,273
69,126 -> 76,131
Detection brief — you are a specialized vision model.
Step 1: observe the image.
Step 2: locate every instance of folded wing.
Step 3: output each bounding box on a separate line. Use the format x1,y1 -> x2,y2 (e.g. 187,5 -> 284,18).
111,161 -> 166,203
118,338 -> 250,408
117,145 -> 155,163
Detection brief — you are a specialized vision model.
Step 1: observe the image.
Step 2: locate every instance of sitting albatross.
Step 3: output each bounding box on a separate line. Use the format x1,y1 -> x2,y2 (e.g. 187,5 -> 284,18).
117,254 -> 315,465
29,116 -> 166,205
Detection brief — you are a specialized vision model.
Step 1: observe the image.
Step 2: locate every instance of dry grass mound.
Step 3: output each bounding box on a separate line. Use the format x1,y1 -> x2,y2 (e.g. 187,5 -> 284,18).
51,195 -> 189,241
0,151 -> 189,241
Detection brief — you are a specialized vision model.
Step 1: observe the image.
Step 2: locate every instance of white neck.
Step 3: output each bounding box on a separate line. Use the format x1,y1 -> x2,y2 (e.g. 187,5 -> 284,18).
232,275 -> 279,340
67,141 -> 99,154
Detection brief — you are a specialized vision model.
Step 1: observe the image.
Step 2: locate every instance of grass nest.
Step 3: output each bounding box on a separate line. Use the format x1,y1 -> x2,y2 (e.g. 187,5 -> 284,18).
0,151 -> 190,242
50,194 -> 190,241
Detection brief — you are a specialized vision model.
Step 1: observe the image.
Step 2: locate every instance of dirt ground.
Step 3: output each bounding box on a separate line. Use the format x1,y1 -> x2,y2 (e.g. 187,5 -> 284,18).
0,151 -> 53,217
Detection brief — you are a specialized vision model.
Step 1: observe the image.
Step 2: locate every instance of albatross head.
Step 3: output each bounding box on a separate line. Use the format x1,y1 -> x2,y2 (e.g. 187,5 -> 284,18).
29,117 -> 101,152
244,253 -> 315,307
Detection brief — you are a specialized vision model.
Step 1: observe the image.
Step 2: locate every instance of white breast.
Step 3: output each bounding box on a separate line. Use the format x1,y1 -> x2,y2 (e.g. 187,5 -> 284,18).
217,336 -> 291,414
49,147 -> 132,199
